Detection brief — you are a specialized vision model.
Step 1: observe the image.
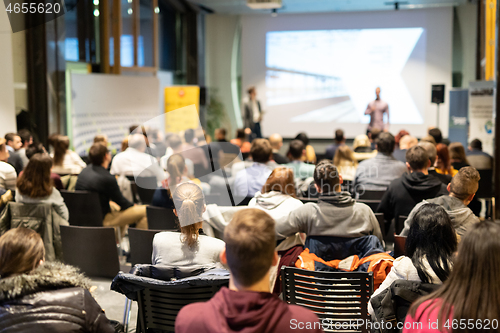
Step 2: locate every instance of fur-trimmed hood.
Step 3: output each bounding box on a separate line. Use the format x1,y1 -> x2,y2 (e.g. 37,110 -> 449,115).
0,262 -> 90,302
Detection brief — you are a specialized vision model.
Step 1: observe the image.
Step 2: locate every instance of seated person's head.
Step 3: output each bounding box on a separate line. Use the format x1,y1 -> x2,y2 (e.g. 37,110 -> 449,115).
417,141 -> 437,166
399,135 -> 418,150
172,183 -> 206,248
89,143 -> 111,167
376,132 -> 396,154
18,129 -> 32,148
0,138 -> 8,162
168,134 -> 183,152
395,130 -> 410,146
313,160 -> 342,194
0,227 -> 45,278
447,166 -> 480,204
406,204 -> 457,283
127,133 -> 147,152
25,143 -> 47,160
294,132 -> 310,146
428,127 -> 443,144
334,129 -> 344,143
221,208 -> 277,289
184,129 -> 195,144
420,135 -> 437,146
53,135 -> 70,166
167,154 -> 187,192
17,153 -> 53,198
250,139 -> 272,163
469,138 -> 482,151
93,134 -> 108,147
287,140 -> 305,161
261,167 -> 296,197
235,129 -> 246,140
449,142 -> 468,163
215,128 -> 227,141
268,134 -> 283,150
405,146 -> 430,172
369,127 -> 381,142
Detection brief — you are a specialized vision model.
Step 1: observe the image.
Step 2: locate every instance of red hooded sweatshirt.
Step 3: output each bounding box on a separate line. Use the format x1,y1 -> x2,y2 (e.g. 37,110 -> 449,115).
175,287 -> 324,333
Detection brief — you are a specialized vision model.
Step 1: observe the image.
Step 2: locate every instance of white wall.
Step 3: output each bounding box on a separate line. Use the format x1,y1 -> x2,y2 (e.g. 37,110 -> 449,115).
0,9 -> 18,135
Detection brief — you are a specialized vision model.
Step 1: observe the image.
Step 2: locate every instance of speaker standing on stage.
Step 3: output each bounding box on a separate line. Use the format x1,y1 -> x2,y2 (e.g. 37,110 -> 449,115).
365,87 -> 389,133
243,87 -> 263,139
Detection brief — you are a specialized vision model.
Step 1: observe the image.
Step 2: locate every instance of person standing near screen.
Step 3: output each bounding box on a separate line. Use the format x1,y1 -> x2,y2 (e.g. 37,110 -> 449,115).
243,87 -> 263,139
365,87 -> 389,134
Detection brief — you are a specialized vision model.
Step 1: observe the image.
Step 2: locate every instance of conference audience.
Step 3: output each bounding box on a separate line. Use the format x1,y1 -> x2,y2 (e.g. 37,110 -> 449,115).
428,127 -> 443,144
467,138 -> 493,170
377,146 -> 448,224
25,143 -> 64,190
51,135 -> 87,175
76,143 -> 147,230
448,142 -> 469,170
286,140 -> 315,180
333,145 -> 358,181
152,182 -> 225,266
368,127 -> 381,150
354,132 -> 407,191
400,166 -> 480,237
0,138 -> 16,191
17,129 -> 32,168
175,208 -> 322,333
233,139 -> 273,197
404,222 -> 500,333
269,133 -> 289,164
325,129 -> 345,160
435,143 -> 457,176
393,134 -> 418,163
418,141 -> 452,185
369,204 -> 457,316
4,132 -> 24,175
152,154 -> 190,210
420,135 -> 436,145
276,160 -> 383,242
230,128 -> 251,154
295,132 -> 316,164
15,153 -> 69,220
352,134 -> 377,161
394,130 -> 409,147
93,134 -> 108,147
0,227 -> 115,333
180,129 -> 209,171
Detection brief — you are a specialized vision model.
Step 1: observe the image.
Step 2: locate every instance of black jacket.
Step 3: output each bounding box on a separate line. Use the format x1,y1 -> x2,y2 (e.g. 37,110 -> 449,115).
428,168 -> 452,185
272,152 -> 289,165
377,172 -> 448,223
75,165 -> 133,217
0,262 -> 114,333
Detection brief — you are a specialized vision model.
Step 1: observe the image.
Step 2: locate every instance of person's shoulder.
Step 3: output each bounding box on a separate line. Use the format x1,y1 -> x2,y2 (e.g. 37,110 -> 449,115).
176,302 -> 212,332
286,304 -> 322,330
0,161 -> 16,173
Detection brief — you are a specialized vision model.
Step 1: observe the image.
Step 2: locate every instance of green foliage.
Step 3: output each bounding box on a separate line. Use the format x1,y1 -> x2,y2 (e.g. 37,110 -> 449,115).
206,89 -> 230,139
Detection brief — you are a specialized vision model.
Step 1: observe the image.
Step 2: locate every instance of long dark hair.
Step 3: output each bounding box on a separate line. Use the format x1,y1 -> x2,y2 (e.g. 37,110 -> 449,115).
17,153 -> 53,198
406,204 -> 457,283
410,222 -> 500,331
0,227 -> 45,278
53,135 -> 70,166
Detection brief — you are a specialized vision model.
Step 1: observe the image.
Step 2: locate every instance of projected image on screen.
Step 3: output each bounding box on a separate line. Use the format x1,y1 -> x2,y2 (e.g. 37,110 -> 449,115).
265,28 -> 425,125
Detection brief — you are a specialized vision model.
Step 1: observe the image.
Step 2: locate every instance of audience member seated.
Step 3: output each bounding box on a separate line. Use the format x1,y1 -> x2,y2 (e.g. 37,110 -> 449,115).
51,135 -> 87,175
230,128 -> 251,154
295,132 -> 316,164
354,132 -> 407,191
449,142 -> 469,170
93,134 -> 108,147
400,166 -> 480,238
4,132 -> 24,175
420,135 -> 436,145
418,141 -> 452,185
233,139 -> 274,197
352,134 -> 377,162
17,129 -> 32,168
369,204 -> 457,316
152,154 -> 190,210
393,135 -> 418,163
276,160 -> 383,242
269,133 -> 289,164
209,128 -> 241,169
435,143 -> 457,177
368,127 -> 381,150
467,138 -> 493,170
16,153 -> 69,220
111,133 -> 163,181
428,127 -> 443,144
0,227 -> 115,333
286,140 -> 316,180
248,167 -> 303,220
152,182 -> 225,266
76,144 -> 147,230
180,129 -> 209,171
394,130 -> 409,148
333,145 -> 358,181
377,146 -> 448,224
175,208 -> 322,333
0,138 -> 16,191
404,222 -> 500,333
325,129 -> 345,160
25,143 -> 64,190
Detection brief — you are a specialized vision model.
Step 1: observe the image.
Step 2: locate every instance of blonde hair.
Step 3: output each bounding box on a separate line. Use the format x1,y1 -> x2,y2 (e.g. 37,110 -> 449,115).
333,145 -> 358,167
172,183 -> 205,248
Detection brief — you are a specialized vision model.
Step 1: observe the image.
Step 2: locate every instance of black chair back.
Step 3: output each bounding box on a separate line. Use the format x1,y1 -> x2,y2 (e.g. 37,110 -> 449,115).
146,206 -> 179,230
357,199 -> 381,212
60,225 -> 119,279
374,213 -> 385,238
476,169 -> 494,199
358,190 -> 386,200
128,228 -> 162,266
60,190 -> 103,226
394,235 -> 407,258
282,267 -> 373,332
396,216 -> 408,235
135,176 -> 158,205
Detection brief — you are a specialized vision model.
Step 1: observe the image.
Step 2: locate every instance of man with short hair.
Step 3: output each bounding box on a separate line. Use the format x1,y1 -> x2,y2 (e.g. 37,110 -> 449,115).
400,166 -> 480,237
467,138 -> 493,170
285,140 -> 315,180
353,132 -> 407,191
377,146 -> 448,225
392,135 -> 418,163
325,129 -> 345,160
269,133 -> 288,164
4,133 -> 23,175
175,208 -> 323,333
276,160 -> 383,242
76,143 -> 147,230
428,127 -> 443,144
233,139 -> 273,197
418,141 -> 452,185
17,129 -> 32,168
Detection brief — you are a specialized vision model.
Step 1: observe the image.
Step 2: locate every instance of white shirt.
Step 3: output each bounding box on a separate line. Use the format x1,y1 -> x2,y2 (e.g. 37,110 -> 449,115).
0,162 -> 17,191
51,150 -> 87,175
252,100 -> 261,123
110,147 -> 164,181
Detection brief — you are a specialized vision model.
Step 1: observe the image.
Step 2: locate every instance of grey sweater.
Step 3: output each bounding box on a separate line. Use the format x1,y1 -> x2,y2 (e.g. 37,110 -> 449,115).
400,195 -> 480,237
275,192 -> 383,243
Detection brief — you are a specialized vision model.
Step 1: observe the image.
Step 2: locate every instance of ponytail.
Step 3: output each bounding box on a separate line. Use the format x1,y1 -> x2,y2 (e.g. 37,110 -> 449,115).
172,183 -> 205,248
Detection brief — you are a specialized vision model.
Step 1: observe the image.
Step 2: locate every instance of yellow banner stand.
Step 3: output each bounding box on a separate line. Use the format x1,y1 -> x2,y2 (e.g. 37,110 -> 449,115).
164,86 -> 200,133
